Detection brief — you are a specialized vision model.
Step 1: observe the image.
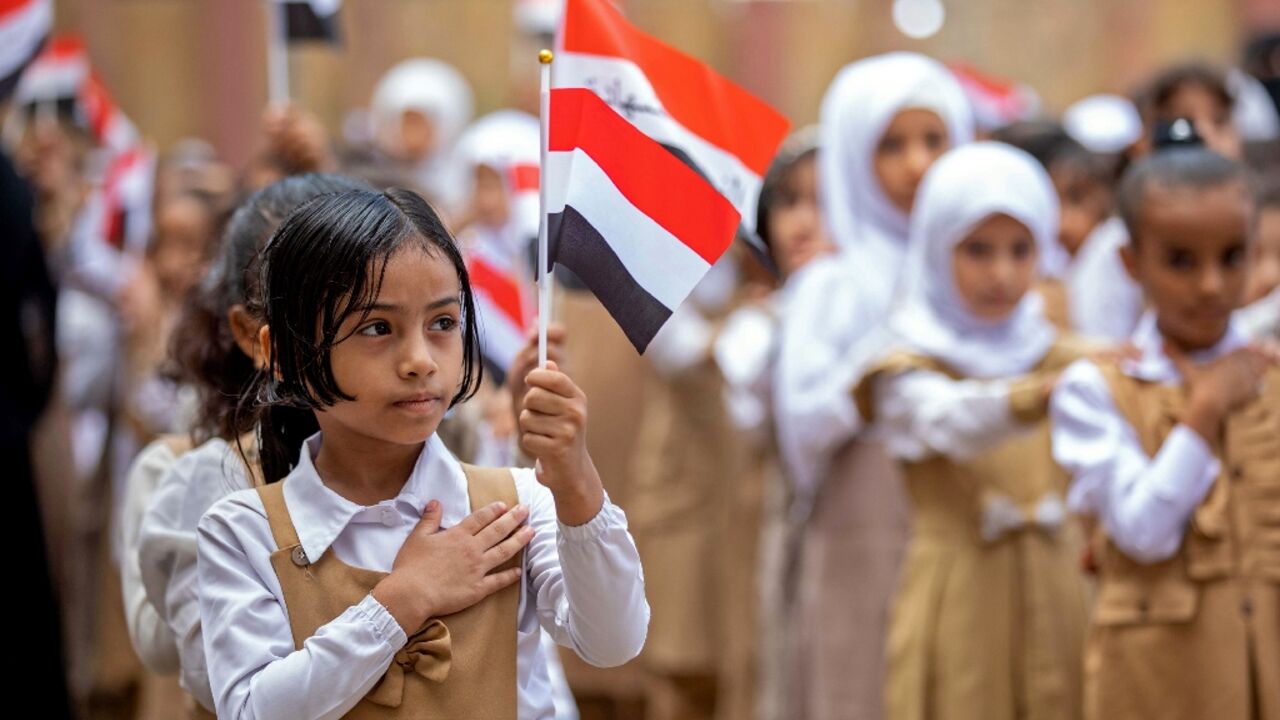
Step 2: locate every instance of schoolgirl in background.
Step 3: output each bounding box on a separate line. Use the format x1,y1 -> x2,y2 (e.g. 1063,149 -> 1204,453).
773,52 -> 974,720
855,143 -> 1092,720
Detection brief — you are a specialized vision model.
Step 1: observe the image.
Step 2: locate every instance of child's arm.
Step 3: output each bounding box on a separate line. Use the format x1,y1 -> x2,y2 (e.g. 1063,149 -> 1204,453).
1049,349 -> 1271,564
871,368 -> 1051,462
517,363 -> 650,667
198,495 -> 531,720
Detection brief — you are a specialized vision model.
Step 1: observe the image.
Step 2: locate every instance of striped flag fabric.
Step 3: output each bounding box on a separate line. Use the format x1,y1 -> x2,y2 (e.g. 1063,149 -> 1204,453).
554,0 -> 789,242
545,87 -> 742,353
948,61 -> 1040,132
277,0 -> 341,44
467,245 -> 534,377
0,0 -> 50,101
547,0 -> 789,352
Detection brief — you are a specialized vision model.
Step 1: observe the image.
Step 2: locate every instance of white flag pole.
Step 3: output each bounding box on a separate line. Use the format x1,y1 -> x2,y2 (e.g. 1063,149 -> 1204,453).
266,0 -> 290,105
536,48 -> 553,369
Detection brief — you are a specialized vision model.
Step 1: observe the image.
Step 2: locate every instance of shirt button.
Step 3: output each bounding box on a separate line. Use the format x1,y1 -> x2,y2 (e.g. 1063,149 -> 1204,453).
1241,599 -> 1253,617
381,507 -> 398,527
1231,466 -> 1244,481
1136,598 -> 1149,616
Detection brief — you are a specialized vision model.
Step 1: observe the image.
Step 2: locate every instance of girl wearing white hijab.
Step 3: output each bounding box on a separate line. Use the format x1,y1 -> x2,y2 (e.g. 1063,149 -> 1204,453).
774,52 -> 974,720
854,143 -> 1090,720
370,58 -> 474,212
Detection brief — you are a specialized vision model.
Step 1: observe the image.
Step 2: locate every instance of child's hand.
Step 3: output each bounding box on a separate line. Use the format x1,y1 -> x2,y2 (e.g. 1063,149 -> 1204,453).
1170,343 -> 1277,442
506,324 -> 567,428
372,500 -> 533,633
262,103 -> 334,174
519,361 -> 605,526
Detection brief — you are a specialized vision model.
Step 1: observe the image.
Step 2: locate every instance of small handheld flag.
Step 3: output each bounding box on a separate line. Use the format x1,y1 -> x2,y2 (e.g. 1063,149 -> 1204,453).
0,0 -> 51,101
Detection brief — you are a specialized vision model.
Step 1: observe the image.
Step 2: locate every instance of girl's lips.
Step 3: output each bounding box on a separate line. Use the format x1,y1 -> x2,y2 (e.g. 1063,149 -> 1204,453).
393,394 -> 442,413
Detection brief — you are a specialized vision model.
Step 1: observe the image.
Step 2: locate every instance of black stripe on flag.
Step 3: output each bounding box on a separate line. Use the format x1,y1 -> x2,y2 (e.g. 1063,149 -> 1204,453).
548,206 -> 672,354
284,1 -> 340,44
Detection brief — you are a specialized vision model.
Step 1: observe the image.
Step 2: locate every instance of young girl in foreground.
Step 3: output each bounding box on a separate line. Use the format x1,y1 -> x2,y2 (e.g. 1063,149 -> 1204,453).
855,143 -> 1092,720
197,188 -> 649,719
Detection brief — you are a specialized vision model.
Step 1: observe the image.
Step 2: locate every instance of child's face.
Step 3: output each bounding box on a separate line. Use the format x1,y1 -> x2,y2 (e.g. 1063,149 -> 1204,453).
472,165 -> 511,229
1161,83 -> 1241,161
1245,206 -> 1280,304
397,109 -> 438,163
318,245 -> 465,448
1121,182 -> 1252,351
768,155 -> 834,278
951,213 -> 1039,321
1050,160 -> 1109,258
874,109 -> 948,214
151,196 -> 214,299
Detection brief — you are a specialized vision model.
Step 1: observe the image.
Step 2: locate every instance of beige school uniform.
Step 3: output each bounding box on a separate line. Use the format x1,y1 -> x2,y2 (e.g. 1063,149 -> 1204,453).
255,465 -> 520,719
1086,364 -> 1280,720
856,341 -> 1091,720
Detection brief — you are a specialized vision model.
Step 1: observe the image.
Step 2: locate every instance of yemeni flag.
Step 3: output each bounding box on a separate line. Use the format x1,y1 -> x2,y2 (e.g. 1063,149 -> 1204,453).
278,0 -> 341,44
0,0 -> 50,101
467,244 -> 534,378
553,0 -> 789,265
547,0 -> 789,353
948,61 -> 1040,132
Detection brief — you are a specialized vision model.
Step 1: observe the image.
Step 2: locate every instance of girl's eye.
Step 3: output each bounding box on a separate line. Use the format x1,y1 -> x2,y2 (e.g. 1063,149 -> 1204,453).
879,135 -> 904,154
924,131 -> 946,150
1012,238 -> 1035,260
1165,248 -> 1196,270
359,321 -> 392,337
430,316 -> 459,332
1223,244 -> 1246,268
962,240 -> 992,259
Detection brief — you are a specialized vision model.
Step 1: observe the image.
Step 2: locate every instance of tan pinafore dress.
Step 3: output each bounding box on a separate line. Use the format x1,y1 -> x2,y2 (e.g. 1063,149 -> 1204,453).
1086,364 -> 1280,720
856,340 -> 1092,720
253,464 -> 522,719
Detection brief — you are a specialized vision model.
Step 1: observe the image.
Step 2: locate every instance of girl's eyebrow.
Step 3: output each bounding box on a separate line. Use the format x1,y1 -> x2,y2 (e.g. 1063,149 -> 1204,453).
362,297 -> 460,313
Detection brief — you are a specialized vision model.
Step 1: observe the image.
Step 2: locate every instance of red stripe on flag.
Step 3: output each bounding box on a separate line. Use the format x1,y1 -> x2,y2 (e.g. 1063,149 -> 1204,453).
509,163 -> 540,193
0,0 -> 32,20
549,87 -> 739,265
561,0 -> 788,175
467,255 -> 528,330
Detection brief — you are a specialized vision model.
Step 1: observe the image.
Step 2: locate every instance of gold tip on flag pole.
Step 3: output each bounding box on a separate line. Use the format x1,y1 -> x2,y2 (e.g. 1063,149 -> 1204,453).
536,48 -> 554,371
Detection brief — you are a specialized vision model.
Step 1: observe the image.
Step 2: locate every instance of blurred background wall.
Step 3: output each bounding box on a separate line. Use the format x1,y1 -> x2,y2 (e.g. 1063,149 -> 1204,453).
51,0 -> 1263,168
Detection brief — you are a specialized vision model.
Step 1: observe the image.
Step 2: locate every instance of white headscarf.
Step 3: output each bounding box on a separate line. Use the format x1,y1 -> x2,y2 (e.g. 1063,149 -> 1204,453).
888,142 -> 1060,379
454,109 -> 542,259
818,52 -> 974,312
371,58 -> 474,208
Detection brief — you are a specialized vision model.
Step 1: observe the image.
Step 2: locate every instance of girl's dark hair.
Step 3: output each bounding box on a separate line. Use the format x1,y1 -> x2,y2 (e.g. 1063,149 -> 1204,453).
252,187 -> 483,483
166,173 -> 370,444
1134,62 -> 1234,121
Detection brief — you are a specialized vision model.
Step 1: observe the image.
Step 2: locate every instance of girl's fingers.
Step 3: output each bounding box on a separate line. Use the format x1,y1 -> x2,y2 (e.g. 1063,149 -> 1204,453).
456,501 -> 508,535
483,525 -> 535,567
479,566 -> 523,596
523,387 -> 572,415
474,505 -> 529,549
524,367 -> 578,397
520,433 -> 560,458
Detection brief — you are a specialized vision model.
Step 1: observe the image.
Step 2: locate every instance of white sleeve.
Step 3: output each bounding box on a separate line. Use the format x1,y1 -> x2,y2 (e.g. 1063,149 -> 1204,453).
119,441 -> 181,674
1050,360 -> 1220,564
518,471 -> 649,668
872,369 -> 1027,462
198,497 -> 407,720
772,259 -> 875,493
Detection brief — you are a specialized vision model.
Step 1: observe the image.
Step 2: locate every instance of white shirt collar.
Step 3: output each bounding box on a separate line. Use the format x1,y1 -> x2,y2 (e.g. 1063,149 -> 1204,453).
1123,311 -> 1249,383
280,433 -> 471,562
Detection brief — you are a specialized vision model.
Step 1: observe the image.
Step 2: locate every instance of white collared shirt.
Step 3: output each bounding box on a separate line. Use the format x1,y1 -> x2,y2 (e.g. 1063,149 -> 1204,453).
1050,313 -> 1241,564
139,437 -> 249,710
871,371 -> 1028,463
120,439 -> 183,674
197,433 -> 648,720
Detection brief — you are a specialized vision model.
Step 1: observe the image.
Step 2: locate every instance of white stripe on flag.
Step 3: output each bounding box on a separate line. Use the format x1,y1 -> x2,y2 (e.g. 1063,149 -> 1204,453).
474,293 -> 526,370
554,50 -> 763,234
545,148 -> 711,312
0,0 -> 50,79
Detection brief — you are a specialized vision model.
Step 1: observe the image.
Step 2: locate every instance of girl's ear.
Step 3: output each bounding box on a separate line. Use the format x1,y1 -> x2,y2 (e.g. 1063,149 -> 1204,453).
229,304 -> 266,369
257,324 -> 281,380
1119,241 -> 1140,283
